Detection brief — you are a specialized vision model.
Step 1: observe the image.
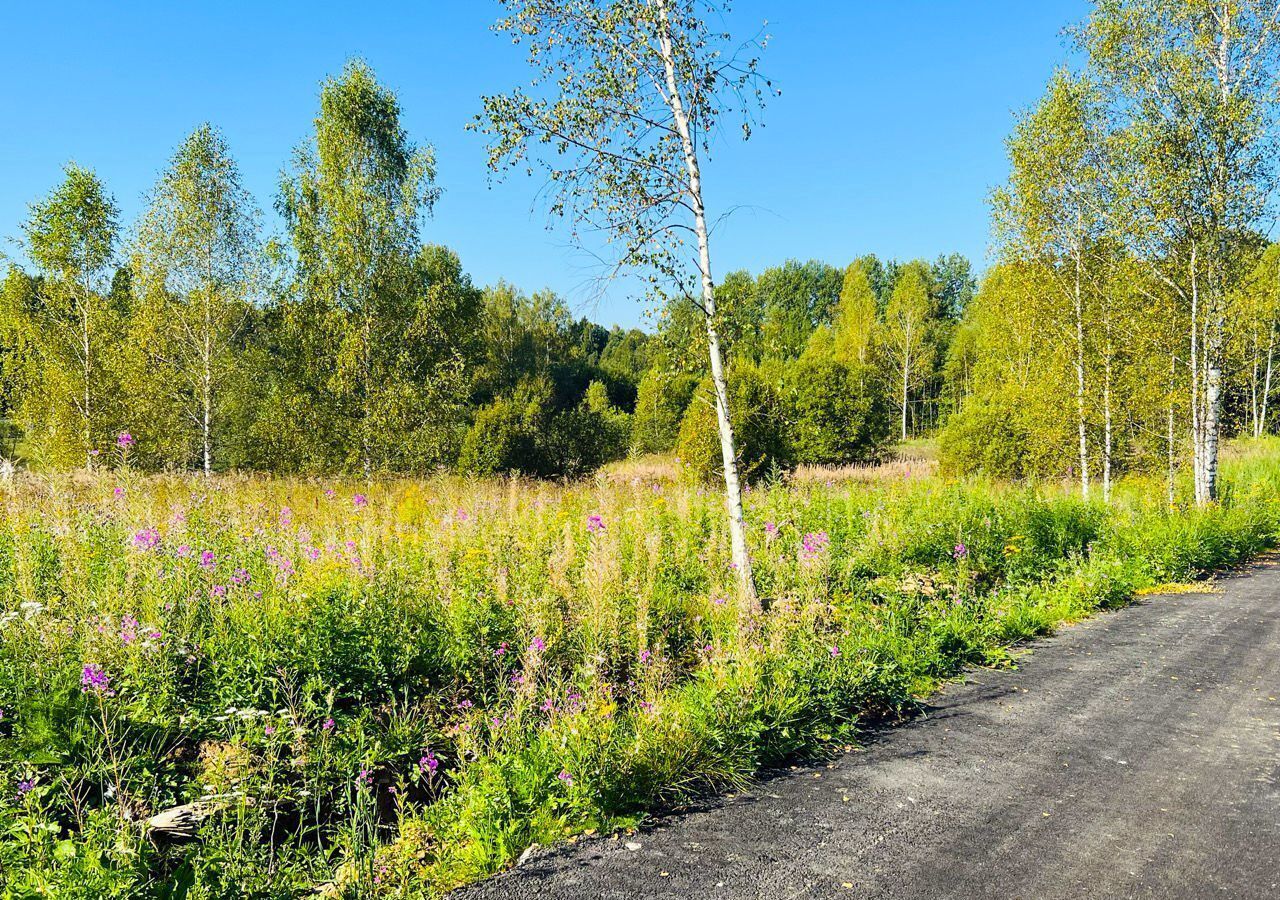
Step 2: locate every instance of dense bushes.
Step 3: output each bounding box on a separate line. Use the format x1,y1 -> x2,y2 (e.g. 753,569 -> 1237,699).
675,351 -> 893,483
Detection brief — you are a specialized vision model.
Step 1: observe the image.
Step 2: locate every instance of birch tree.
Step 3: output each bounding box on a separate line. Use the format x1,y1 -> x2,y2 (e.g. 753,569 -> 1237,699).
134,124 -> 259,475
1232,243 -> 1280,437
879,262 -> 936,441
992,70 -> 1110,500
476,0 -> 775,609
1083,0 -> 1280,504
19,164 -> 119,468
280,60 -> 440,475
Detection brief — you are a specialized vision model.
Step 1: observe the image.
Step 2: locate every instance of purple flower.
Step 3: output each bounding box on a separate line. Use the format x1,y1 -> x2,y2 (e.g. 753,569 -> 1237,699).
324,488 -> 336,499
199,550 -> 215,569
210,584 -> 227,599
113,486 -> 126,499
557,769 -> 574,786
419,750 -> 439,775
264,723 -> 275,737
953,542 -> 969,561
80,664 -> 111,694
356,767 -> 373,788
586,514 -> 606,534
830,645 -> 841,658
639,649 -> 652,665
801,531 -> 830,559
175,544 -> 192,559
16,779 -> 34,798
232,568 -> 250,586
352,494 -> 368,509
529,636 -> 546,653
494,641 -> 509,658
322,717 -> 335,732
764,521 -> 778,538
117,432 -> 135,450
131,527 -> 161,551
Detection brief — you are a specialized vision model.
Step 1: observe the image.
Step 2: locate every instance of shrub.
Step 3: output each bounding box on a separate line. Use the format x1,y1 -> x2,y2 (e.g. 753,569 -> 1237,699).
630,368 -> 698,455
675,362 -> 791,482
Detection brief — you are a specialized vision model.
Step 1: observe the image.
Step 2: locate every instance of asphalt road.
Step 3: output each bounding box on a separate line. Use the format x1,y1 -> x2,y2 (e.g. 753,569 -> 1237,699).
458,557 -> 1280,899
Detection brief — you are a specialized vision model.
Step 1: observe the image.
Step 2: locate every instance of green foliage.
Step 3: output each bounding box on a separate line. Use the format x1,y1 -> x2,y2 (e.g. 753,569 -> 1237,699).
785,329 -> 893,465
676,362 -> 791,482
630,368 -> 698,455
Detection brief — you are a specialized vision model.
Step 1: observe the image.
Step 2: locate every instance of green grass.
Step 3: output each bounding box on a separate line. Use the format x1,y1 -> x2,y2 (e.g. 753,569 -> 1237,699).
1,439 -> 1278,897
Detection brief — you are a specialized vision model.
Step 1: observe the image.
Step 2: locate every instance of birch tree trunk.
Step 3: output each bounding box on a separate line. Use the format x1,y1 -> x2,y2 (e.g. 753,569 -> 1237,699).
1073,245 -> 1089,501
1261,323 -> 1275,437
82,300 -> 93,471
656,1 -> 757,610
1167,351 -> 1177,508
900,341 -> 911,441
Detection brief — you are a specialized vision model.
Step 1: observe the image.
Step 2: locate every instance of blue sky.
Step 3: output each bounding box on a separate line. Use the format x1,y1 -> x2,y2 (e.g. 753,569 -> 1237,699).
0,1 -> 1087,329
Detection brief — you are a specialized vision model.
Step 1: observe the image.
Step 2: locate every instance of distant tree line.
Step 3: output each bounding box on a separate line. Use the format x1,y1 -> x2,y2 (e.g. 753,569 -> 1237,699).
0,60 -> 975,480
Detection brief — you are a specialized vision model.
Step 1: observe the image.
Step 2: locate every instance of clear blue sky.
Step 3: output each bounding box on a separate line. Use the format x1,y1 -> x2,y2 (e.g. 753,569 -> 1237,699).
0,1 -> 1087,329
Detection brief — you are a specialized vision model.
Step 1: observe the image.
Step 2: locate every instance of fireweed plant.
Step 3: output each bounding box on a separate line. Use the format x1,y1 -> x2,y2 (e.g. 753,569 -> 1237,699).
1,439 -> 1279,896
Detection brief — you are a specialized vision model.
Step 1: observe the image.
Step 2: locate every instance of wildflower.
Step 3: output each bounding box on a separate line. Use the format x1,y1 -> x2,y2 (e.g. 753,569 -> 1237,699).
175,544 -> 192,558
117,432 -> 135,450
713,596 -> 727,606
455,508 -> 469,522
199,550 -> 215,569
119,614 -> 139,645
801,531 -> 831,557
529,636 -> 546,653
419,751 -> 439,775
557,769 -> 574,786
324,488 -> 336,499
586,514 -> 606,533
540,697 -> 556,713
264,723 -> 275,737
764,521 -> 779,538
232,568 -> 250,586
80,664 -> 111,694
830,645 -> 841,658
356,767 -> 373,788
494,641 -> 509,658
456,699 -> 473,710
113,486 -> 126,499
211,584 -> 227,599
639,649 -> 652,665
352,494 -> 368,509
322,717 -> 335,732
16,779 -> 34,798
306,546 -> 321,562
953,542 -> 969,561
131,528 -> 161,551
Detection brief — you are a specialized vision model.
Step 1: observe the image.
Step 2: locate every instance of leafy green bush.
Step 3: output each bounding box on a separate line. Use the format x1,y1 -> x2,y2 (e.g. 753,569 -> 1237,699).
675,362 -> 791,482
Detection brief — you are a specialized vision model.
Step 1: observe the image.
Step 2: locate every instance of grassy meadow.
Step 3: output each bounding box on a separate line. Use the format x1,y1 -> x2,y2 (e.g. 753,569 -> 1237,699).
2,441 -> 1280,897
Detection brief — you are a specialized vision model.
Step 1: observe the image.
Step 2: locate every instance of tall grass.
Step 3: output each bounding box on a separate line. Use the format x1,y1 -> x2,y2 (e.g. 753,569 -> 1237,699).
1,440 -> 1278,897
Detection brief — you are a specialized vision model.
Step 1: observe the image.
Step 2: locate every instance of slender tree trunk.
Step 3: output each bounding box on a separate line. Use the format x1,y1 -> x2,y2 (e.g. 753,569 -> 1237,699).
1190,248 -> 1204,503
1203,308 -> 1224,502
1103,343 -> 1112,504
203,291 -> 213,477
1073,245 -> 1089,500
82,300 -> 93,470
900,344 -> 910,441
1167,351 -> 1177,508
656,1 -> 757,610
1261,322 -> 1275,437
